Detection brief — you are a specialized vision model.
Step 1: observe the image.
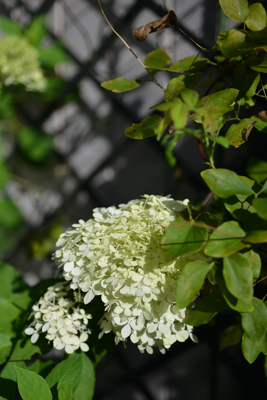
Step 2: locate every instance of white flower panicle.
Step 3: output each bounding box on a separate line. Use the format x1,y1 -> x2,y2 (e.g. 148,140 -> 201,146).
25,282 -> 91,354
0,36 -> 46,91
53,195 -> 211,354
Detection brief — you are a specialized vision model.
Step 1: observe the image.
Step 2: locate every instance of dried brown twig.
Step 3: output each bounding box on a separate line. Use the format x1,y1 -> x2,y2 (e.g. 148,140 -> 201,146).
97,0 -> 165,92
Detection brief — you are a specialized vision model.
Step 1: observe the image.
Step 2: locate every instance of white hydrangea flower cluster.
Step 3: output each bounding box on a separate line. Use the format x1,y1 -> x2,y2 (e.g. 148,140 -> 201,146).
54,195 -> 211,354
0,36 -> 46,91
25,282 -> 91,354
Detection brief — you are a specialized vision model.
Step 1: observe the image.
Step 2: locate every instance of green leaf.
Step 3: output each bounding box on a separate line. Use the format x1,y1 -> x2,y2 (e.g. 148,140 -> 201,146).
15,366 -> 52,400
144,49 -> 171,70
0,332 -> 13,365
0,298 -> 21,332
176,260 -> 213,308
150,101 -> 174,111
245,3 -> 267,32
0,197 -> 23,230
0,17 -> 22,36
181,89 -> 199,108
186,287 -> 227,326
10,336 -> 51,362
232,63 -> 260,105
125,115 -> 161,139
184,72 -> 202,89
27,358 -> 54,378
219,325 -> 242,351
58,378 -> 73,400
243,213 -> 267,243
38,43 -> 68,68
0,263 -> 30,310
226,118 -> 256,148
241,298 -> 267,363
46,353 -> 95,400
100,77 -> 140,93
169,56 -> 208,73
161,220 -> 208,262
250,52 -> 267,73
247,157 -> 267,184
243,250 -> 261,281
245,27 -> 267,48
219,0 -> 249,22
194,89 -> 239,122
170,100 -> 189,130
223,253 -> 253,303
18,127 -> 53,163
24,16 -> 47,46
164,138 -> 177,167
201,168 -> 255,198
208,136 -> 230,149
0,361 -> 26,400
253,198 -> 267,220
164,76 -> 185,102
216,29 -> 247,58
205,221 -> 247,257
215,268 -> 253,312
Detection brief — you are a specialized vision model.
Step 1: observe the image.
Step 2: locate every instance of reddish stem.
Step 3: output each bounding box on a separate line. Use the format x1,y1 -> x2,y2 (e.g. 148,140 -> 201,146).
197,138 -> 208,163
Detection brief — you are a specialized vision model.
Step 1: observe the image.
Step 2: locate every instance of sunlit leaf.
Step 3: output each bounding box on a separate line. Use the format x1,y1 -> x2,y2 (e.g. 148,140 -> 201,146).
226,118 -> 256,147
193,89 -> 239,121
181,89 -> 199,108
176,260 -> 213,308
101,77 -> 140,93
217,29 -> 247,58
161,220 -> 208,262
46,353 -> 95,400
219,0 -> 249,22
125,115 -> 161,139
223,253 -> 253,303
164,76 -> 185,101
215,268 -> 253,312
201,168 -> 255,198
241,298 -> 267,363
242,250 -> 261,281
245,3 -> 267,32
205,221 -> 247,257
15,366 -> 52,400
170,99 -> 189,130
169,56 -> 208,73
144,48 -> 171,70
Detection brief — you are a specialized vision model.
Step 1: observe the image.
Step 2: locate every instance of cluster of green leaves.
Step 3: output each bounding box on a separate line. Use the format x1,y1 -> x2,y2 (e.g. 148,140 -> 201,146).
0,263 -> 98,400
100,0 -> 267,365
101,0 -> 267,167
161,168 -> 267,363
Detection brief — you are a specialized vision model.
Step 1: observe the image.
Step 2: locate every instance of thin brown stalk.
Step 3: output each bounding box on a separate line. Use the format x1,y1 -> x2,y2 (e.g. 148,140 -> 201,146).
97,0 -> 165,92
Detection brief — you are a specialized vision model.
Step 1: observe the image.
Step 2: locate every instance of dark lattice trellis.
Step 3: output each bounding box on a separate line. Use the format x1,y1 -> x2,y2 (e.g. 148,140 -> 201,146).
1,0 -> 267,399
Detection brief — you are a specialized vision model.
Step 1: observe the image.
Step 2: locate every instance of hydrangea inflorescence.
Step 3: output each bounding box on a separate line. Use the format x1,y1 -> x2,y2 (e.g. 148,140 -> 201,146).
25,282 -> 91,354
26,195 -> 212,354
0,36 -> 46,91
